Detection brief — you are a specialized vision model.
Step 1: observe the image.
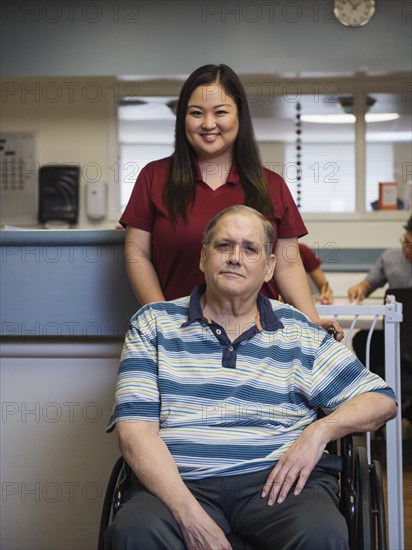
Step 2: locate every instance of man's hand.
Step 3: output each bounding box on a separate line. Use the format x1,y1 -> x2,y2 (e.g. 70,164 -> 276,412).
177,505 -> 232,550
348,280 -> 372,303
118,422 -> 231,549
261,423 -> 327,505
261,392 -> 396,506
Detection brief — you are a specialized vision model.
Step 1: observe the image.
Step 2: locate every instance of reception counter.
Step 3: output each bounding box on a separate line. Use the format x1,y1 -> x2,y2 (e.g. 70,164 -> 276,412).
1,230 -> 137,339
1,229 -> 386,339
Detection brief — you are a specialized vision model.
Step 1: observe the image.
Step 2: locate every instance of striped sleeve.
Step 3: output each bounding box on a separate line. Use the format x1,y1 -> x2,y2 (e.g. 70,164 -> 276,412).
309,335 -> 397,409
106,307 -> 160,431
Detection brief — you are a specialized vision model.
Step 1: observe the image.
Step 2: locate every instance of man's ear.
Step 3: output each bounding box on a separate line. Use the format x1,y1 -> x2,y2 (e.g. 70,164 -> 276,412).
264,254 -> 276,282
199,246 -> 206,274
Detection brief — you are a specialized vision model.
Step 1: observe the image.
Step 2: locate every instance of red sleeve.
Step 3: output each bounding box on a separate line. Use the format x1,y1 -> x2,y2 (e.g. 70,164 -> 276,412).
119,157 -> 171,231
119,164 -> 154,231
262,167 -> 308,239
298,243 -> 322,273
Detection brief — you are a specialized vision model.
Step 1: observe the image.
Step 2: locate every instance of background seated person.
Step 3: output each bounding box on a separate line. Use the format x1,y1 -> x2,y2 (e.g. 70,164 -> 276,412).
299,243 -> 333,304
278,243 -> 333,305
105,205 -> 397,550
347,215 -> 412,303
347,215 -> 411,422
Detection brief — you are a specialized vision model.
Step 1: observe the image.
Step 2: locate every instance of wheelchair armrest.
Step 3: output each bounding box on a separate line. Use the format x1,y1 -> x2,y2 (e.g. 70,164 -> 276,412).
113,460 -> 133,514
98,456 -> 127,550
339,435 -> 357,547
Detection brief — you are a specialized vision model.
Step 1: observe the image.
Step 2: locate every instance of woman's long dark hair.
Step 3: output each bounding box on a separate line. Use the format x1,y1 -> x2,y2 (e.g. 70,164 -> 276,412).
163,64 -> 275,224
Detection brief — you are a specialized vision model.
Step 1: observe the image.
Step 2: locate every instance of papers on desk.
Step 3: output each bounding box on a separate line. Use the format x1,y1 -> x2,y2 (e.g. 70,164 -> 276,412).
323,298 -> 384,306
3,224 -> 30,231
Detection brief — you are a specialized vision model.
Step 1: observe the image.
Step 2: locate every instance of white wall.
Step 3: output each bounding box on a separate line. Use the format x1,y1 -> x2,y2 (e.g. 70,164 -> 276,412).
1,77 -> 119,227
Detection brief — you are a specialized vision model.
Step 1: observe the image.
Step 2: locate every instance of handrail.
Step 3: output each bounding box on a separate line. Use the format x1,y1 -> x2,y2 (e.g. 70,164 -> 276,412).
316,299 -> 404,550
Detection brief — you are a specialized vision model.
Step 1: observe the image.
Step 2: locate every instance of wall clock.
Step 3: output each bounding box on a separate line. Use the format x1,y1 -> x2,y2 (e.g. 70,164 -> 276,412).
334,0 -> 376,27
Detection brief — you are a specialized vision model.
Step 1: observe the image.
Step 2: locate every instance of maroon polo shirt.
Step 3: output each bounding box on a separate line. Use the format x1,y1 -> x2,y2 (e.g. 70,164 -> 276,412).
120,156 -> 307,301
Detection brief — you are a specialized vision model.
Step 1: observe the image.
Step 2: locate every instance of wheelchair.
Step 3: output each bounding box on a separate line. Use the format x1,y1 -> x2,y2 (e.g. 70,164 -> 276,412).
97,433 -> 387,550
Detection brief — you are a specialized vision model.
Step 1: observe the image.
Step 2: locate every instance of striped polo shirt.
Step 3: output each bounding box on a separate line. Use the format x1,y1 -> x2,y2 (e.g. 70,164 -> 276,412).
107,284 -> 396,480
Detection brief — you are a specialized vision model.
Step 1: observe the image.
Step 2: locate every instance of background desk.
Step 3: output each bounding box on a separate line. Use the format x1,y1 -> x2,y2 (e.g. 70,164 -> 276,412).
318,298 -> 384,331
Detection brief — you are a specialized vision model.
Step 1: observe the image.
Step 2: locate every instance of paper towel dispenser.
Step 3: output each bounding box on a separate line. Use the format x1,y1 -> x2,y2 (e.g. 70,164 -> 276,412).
38,164 -> 79,225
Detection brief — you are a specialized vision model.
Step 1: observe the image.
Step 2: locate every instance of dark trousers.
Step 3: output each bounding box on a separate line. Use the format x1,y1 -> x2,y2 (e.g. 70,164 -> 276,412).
104,462 -> 349,550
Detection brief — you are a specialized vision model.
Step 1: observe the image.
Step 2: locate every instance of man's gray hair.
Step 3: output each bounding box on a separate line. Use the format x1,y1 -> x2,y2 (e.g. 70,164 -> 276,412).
202,205 -> 275,257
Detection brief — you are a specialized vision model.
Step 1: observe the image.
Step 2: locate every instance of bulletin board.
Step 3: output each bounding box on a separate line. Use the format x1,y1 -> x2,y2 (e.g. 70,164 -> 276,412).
0,132 -> 38,226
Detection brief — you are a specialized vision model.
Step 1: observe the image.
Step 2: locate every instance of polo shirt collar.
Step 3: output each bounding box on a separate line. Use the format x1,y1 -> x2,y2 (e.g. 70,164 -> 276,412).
193,157 -> 240,186
182,283 -> 283,332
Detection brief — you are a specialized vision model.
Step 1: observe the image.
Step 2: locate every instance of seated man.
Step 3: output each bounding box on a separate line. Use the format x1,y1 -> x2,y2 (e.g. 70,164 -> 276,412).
105,205 -> 397,550
347,214 -> 412,302
347,215 -> 411,420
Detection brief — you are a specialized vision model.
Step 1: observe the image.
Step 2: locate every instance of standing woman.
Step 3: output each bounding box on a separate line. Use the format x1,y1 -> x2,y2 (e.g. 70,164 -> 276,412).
121,64 -> 341,336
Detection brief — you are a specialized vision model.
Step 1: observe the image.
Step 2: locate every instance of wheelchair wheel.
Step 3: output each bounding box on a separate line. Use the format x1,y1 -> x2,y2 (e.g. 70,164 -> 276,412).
354,447 -> 373,550
98,456 -> 125,550
370,459 -> 387,550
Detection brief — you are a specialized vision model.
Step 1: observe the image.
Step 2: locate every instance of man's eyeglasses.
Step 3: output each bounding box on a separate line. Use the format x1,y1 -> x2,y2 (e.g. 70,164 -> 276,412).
400,234 -> 412,246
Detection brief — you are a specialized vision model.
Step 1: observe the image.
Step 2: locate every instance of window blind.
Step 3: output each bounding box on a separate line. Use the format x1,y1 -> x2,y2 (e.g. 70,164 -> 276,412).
285,143 -> 393,212
284,143 -> 356,212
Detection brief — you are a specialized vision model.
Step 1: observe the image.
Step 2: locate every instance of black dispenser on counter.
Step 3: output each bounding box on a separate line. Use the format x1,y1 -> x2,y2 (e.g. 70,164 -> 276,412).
38,164 -> 79,226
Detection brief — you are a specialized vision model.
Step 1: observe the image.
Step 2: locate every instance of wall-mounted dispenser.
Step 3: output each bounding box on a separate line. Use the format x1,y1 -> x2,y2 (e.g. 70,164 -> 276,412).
86,180 -> 107,220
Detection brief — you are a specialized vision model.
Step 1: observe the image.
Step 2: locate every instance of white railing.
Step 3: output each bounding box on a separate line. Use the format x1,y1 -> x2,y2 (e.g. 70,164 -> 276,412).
316,298 -> 404,550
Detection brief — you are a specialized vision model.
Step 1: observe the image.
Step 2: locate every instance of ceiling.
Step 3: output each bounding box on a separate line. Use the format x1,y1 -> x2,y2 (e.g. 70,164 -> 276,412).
1,1 -> 410,78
